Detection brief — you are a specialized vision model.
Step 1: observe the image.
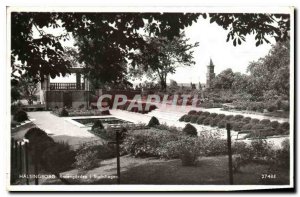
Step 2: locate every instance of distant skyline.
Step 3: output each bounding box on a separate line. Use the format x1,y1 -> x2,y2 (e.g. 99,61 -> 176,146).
45,16 -> 276,84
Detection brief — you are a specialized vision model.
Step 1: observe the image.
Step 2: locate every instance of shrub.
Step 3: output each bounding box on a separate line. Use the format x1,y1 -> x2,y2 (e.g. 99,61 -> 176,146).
275,139 -> 289,168
208,113 -> 218,118
59,108 -> 69,117
93,127 -> 127,141
183,123 -> 198,137
188,110 -> 197,115
196,111 -> 203,116
242,117 -> 252,123
190,115 -> 199,123
25,127 -> 55,157
196,116 -> 206,125
279,122 -> 289,134
250,118 -> 260,124
215,114 -> 225,120
75,144 -> 100,170
241,123 -> 253,131
121,129 -> 179,157
260,119 -> 271,126
184,115 -> 192,122
162,136 -> 202,166
179,115 -> 187,122
148,116 -> 160,127
224,115 -> 233,120
13,110 -> 28,122
233,115 -> 244,121
92,120 -> 104,131
201,111 -> 210,117
270,121 -> 280,129
218,120 -> 227,128
231,121 -> 244,131
204,139 -> 227,156
210,117 -> 221,127
42,142 -> 76,174
203,117 -> 212,125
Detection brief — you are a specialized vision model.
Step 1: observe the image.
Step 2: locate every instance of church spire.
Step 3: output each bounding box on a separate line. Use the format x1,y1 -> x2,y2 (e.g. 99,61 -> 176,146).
210,58 -> 213,66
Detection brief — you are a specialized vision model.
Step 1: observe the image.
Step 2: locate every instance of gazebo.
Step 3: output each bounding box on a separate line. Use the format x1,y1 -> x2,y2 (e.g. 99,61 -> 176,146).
40,67 -> 91,109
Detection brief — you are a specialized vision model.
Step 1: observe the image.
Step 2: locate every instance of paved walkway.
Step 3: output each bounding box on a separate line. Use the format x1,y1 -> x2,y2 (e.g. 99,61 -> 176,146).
17,112 -> 103,147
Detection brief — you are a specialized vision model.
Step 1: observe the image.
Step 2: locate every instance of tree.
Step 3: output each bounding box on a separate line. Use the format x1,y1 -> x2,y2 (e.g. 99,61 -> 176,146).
246,41 -> 290,99
19,75 -> 38,105
11,12 -> 290,85
211,68 -> 235,90
209,13 -> 290,46
130,33 -> 199,91
11,12 -> 201,83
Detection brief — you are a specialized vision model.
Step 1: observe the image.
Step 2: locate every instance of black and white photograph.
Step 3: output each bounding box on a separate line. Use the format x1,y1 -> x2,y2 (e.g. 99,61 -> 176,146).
6,6 -> 294,191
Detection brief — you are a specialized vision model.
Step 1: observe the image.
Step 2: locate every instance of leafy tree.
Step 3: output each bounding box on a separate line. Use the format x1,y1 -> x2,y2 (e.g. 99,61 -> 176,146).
209,13 -> 290,46
11,12 -> 201,83
11,12 -> 290,86
130,33 -> 199,91
211,68 -> 235,90
247,41 -> 290,99
19,75 -> 38,105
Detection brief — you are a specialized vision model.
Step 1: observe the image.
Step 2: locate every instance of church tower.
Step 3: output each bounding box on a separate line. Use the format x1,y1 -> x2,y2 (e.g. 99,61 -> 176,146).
206,58 -> 215,89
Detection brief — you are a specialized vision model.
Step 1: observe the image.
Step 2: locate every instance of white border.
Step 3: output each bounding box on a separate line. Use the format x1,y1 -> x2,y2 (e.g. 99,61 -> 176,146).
5,5 -> 295,192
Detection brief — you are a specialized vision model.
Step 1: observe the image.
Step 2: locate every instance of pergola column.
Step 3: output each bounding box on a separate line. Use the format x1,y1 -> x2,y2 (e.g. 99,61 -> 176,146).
76,72 -> 81,90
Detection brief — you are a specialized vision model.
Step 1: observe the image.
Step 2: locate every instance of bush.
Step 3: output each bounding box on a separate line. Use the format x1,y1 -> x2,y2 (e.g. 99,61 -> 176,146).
215,114 -> 226,120
75,144 -> 99,171
190,115 -> 199,123
241,123 -> 253,131
279,122 -> 289,134
184,115 -> 192,122
210,117 -> 221,127
275,139 -> 289,168
121,129 -> 179,158
179,115 -> 187,122
162,136 -> 202,166
233,115 -> 244,121
260,119 -> 271,126
59,108 -> 69,117
270,121 -> 280,129
183,123 -> 197,137
13,110 -> 28,122
224,115 -> 233,120
203,117 -> 212,125
196,111 -> 203,116
92,120 -> 104,131
42,142 -> 76,174
204,139 -> 227,156
231,121 -> 244,131
92,127 -> 127,141
201,111 -> 210,117
242,117 -> 252,123
208,113 -> 218,118
148,116 -> 160,127
250,118 -> 260,124
188,110 -> 197,115
218,120 -> 227,128
196,116 -> 206,125
25,127 -> 55,157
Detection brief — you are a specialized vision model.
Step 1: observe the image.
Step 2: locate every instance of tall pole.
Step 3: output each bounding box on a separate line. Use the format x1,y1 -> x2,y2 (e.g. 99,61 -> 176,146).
116,131 -> 121,184
25,142 -> 29,185
34,144 -> 39,185
226,123 -> 233,185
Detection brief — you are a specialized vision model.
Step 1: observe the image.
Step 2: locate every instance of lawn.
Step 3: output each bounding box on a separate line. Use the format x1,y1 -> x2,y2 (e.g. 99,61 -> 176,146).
47,155 -> 289,185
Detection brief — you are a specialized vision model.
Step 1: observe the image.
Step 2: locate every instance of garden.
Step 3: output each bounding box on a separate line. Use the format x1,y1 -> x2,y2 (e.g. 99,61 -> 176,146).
179,110 -> 290,139
11,115 -> 290,185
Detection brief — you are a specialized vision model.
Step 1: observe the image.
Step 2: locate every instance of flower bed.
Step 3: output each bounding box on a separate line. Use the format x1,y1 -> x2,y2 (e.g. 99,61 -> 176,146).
117,101 -> 157,114
52,108 -> 110,117
179,110 -> 289,138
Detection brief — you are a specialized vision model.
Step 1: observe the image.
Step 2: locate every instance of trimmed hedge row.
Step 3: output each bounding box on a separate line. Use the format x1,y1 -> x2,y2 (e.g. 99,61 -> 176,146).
179,110 -> 289,137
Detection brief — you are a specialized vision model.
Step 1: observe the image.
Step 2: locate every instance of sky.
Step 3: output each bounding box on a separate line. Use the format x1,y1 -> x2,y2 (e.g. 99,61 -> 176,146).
168,17 -> 275,84
44,16 -> 276,83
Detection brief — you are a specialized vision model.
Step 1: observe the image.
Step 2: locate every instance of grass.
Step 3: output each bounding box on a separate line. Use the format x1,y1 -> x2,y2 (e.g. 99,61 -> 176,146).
48,155 -> 289,185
